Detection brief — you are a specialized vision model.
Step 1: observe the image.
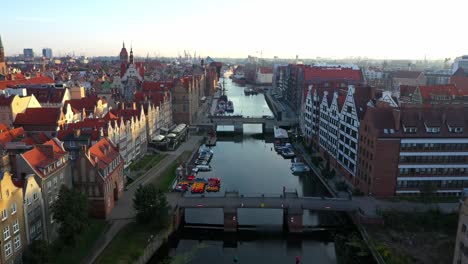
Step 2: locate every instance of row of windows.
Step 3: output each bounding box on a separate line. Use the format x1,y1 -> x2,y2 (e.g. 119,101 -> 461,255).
399,156 -> 467,164
4,235 -> 21,259
399,167 -> 468,175
338,153 -> 356,172
3,219 -> 20,241
397,180 -> 468,188
400,143 -> 468,151
1,203 -> 17,221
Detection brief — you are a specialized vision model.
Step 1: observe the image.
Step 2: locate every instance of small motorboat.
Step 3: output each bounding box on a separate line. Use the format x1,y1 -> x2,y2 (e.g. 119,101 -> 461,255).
187,175 -> 196,181
281,148 -> 296,159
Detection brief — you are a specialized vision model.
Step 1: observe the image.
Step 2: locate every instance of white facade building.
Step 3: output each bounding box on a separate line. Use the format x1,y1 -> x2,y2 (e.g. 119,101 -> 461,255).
337,86 -> 360,175
319,91 -> 341,158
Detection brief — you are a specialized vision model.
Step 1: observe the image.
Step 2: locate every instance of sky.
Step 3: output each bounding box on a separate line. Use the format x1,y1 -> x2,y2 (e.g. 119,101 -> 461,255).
2,0 -> 468,60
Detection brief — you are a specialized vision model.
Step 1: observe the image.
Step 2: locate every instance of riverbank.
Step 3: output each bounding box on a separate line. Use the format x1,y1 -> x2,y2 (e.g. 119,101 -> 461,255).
83,136 -> 203,264
367,210 -> 457,263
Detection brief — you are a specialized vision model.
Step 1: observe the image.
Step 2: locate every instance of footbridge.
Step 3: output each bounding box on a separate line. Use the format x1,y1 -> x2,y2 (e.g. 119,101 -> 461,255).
206,115 -> 298,133
174,191 -> 368,233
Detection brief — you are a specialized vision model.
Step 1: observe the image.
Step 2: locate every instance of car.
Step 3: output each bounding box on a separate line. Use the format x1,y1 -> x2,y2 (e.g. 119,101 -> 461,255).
195,160 -> 208,165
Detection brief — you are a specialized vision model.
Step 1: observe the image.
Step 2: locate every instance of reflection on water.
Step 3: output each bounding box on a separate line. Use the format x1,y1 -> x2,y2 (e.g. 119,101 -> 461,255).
151,80 -> 341,264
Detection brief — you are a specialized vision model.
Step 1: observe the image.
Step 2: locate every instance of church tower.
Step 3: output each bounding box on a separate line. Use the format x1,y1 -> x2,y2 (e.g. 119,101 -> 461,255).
0,35 -> 7,76
129,47 -> 134,64
119,42 -> 128,64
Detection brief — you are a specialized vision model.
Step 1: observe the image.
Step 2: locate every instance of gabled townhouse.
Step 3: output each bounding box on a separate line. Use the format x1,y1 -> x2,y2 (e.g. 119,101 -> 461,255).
0,171 -> 27,263
392,70 -> 426,94
64,96 -> 109,119
318,89 -> 345,161
336,85 -> 373,179
14,107 -> 66,137
24,87 -> 71,108
0,94 -> 41,127
103,105 -> 147,168
15,138 -> 72,241
22,174 -> 46,244
73,138 -> 124,218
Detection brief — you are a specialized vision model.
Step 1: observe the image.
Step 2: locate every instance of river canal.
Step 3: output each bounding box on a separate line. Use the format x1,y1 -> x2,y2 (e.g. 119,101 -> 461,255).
151,79 -> 343,264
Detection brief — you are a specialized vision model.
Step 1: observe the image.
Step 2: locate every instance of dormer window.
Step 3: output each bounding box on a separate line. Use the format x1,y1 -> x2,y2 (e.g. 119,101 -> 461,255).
448,126 -> 464,133
426,126 -> 440,133
403,126 -> 417,133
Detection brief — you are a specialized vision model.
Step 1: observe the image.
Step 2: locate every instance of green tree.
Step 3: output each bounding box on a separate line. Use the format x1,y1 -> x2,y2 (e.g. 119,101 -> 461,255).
22,240 -> 50,264
52,186 -> 89,245
133,184 -> 170,230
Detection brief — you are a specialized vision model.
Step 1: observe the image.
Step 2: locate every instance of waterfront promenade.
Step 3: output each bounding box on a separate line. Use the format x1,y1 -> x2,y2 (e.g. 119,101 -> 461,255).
82,136 -> 200,264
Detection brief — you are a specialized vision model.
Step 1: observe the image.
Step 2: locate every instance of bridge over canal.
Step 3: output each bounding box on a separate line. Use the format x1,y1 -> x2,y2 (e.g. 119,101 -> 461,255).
174,191 -> 373,233
203,115 -> 298,133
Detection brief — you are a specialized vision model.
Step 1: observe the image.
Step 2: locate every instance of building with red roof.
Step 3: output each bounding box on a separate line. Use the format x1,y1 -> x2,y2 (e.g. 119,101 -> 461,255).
357,104 -> 468,197
0,76 -> 55,90
0,94 -> 41,127
14,107 -> 66,137
16,138 -> 72,241
24,87 -> 70,107
256,67 -> 274,85
74,138 -> 124,218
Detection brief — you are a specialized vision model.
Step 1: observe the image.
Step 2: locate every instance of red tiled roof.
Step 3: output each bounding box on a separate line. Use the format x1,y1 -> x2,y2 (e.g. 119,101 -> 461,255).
0,76 -> 55,90
22,139 -> 67,177
258,67 -> 273,74
304,67 -> 363,83
399,85 -> 417,97
14,108 -> 62,126
393,71 -> 422,79
418,84 -> 460,100
26,87 -> 66,104
88,138 -> 120,170
142,81 -> 173,92
0,123 -> 9,132
0,95 -> 14,106
64,96 -> 99,113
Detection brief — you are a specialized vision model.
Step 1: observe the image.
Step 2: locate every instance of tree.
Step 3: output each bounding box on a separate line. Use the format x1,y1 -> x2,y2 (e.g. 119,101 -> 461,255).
52,186 -> 89,245
133,184 -> 170,230
22,240 -> 50,264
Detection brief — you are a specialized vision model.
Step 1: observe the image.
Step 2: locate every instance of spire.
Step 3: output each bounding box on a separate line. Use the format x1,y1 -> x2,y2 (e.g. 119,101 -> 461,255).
122,41 -> 125,49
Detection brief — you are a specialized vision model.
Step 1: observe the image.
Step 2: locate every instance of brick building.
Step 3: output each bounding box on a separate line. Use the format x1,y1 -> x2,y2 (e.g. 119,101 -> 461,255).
357,104 -> 468,197
74,138 -> 124,218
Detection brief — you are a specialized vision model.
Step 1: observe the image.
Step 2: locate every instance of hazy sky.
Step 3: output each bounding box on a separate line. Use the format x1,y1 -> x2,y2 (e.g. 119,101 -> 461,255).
2,0 -> 467,59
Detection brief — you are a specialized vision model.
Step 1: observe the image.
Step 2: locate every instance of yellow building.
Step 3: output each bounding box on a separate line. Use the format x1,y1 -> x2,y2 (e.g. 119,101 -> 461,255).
0,171 -> 26,263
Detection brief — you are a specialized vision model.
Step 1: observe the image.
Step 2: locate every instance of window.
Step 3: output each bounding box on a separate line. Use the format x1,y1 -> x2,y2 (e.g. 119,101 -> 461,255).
33,193 -> 38,201
53,178 -> 58,187
47,181 -> 52,192
13,236 -> 20,250
12,220 -> 19,234
4,241 -> 11,258
3,226 -> 10,240
10,203 -> 16,215
1,209 -> 7,221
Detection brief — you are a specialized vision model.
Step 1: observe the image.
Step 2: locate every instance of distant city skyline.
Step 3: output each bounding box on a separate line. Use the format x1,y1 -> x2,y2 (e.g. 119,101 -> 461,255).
3,0 -> 468,60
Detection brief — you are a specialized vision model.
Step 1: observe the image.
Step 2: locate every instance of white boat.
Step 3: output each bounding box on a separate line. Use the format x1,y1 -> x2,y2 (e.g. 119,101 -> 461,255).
291,164 -> 311,173
281,148 -> 296,158
195,165 -> 212,171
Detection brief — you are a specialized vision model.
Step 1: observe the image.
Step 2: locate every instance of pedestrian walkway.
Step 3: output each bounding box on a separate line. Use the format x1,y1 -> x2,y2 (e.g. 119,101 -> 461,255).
83,136 -> 201,264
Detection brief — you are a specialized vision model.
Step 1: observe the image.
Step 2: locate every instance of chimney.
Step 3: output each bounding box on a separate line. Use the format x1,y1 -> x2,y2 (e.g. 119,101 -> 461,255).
121,102 -> 125,110
133,102 -> 137,110
392,109 -> 401,131
37,144 -> 54,159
